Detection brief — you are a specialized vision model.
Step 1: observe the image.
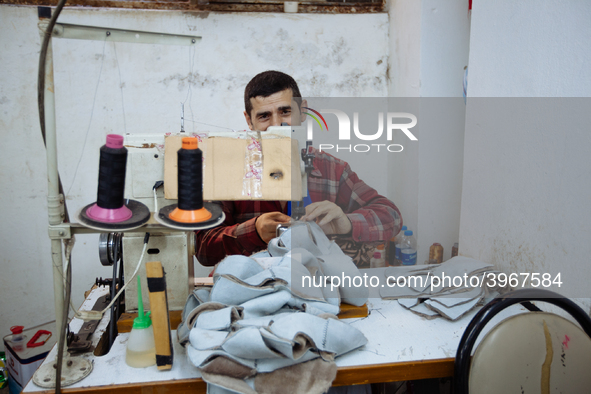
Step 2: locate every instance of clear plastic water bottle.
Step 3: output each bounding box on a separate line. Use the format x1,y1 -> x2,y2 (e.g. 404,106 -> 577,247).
388,226 -> 406,266
394,227 -> 409,266
401,230 -> 417,266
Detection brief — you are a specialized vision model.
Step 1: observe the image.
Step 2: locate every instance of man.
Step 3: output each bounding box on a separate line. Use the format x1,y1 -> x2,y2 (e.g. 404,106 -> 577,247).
195,71 -> 402,266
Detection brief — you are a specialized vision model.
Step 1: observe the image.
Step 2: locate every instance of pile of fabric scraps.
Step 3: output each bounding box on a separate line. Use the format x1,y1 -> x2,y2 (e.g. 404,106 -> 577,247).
178,221 -> 369,394
379,256 -> 506,321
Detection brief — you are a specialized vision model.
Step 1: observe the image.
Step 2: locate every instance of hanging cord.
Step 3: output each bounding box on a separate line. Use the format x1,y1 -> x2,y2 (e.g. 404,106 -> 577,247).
181,45 -> 197,133
38,0 -> 69,224
65,37 -> 108,199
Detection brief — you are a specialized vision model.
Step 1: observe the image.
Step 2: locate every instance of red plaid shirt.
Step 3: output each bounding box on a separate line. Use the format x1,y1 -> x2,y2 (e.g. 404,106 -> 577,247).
195,148 -> 402,266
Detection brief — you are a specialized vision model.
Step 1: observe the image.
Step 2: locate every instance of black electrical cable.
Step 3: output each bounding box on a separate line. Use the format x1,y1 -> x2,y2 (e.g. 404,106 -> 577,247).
37,3 -> 69,394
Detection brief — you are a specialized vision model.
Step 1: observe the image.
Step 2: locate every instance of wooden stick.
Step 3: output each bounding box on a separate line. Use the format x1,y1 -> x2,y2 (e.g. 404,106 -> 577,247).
146,261 -> 173,370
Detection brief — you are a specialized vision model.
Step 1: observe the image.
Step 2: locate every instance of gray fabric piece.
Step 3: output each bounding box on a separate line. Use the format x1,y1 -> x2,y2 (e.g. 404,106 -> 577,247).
430,286 -> 483,308
430,256 -> 493,279
409,302 -> 440,319
202,371 -> 257,394
318,254 -> 369,307
254,357 -> 337,394
190,327 -> 229,351
286,297 -> 340,316
210,275 -> 284,305
250,250 -> 271,259
178,301 -> 227,346
255,349 -> 323,373
398,298 -> 419,309
239,290 -> 292,319
194,287 -> 212,303
214,255 -> 264,282
222,327 -> 283,360
233,315 -> 278,329
185,220 -> 370,393
259,326 -> 316,361
424,297 -> 482,321
381,256 -> 501,321
177,291 -> 202,345
187,346 -> 256,372
196,306 -> 244,331
304,302 -> 340,317
268,312 -> 368,356
287,254 -> 327,302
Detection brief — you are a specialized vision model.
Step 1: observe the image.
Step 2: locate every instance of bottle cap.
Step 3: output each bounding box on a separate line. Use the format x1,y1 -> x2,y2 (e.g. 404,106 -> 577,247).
133,276 -> 152,330
377,244 -> 385,250
10,326 -> 24,335
105,134 -> 124,149
401,226 -> 407,231
404,230 -> 413,236
181,137 -> 199,150
433,243 -> 441,246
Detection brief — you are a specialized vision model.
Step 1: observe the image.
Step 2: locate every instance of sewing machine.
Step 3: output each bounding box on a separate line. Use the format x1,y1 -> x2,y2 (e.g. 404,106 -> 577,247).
120,125 -> 309,312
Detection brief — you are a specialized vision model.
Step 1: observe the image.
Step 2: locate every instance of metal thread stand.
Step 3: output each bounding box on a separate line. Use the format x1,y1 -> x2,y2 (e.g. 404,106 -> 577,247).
37,19 -> 201,387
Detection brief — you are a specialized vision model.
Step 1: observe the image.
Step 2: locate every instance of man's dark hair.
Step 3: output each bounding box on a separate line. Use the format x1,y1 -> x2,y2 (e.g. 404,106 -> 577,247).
244,71 -> 302,117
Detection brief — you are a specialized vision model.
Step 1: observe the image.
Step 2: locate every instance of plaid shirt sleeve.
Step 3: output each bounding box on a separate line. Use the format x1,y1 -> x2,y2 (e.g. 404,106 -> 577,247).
308,149 -> 402,243
194,201 -> 267,267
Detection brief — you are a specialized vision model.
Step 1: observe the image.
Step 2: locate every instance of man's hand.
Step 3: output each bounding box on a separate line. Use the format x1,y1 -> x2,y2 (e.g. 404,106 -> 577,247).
255,212 -> 291,243
301,201 -> 352,236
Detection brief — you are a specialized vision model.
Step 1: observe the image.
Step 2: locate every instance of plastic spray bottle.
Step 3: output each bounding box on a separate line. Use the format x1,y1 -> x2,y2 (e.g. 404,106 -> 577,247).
126,276 -> 156,368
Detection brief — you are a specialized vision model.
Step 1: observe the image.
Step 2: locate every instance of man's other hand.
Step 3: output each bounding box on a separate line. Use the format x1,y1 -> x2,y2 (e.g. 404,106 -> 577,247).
255,212 -> 291,243
301,201 -> 352,236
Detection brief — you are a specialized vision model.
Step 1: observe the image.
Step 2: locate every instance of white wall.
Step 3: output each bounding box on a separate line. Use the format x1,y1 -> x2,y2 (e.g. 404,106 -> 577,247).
388,0 -> 470,263
460,1 -> 591,309
0,5 -> 389,350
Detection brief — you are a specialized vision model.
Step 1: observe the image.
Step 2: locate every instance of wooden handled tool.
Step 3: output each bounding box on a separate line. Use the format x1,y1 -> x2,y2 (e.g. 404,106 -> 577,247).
146,261 -> 173,370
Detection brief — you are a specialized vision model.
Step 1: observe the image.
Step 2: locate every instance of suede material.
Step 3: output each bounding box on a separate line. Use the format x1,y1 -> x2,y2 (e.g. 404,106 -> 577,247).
196,306 -> 244,331
210,275 -> 284,305
185,221 -> 371,393
318,255 -> 369,307
178,302 -> 227,346
254,348 -> 324,373
239,290 -> 292,319
202,370 -> 258,394
190,327 -> 229,351
201,357 -> 258,380
221,327 -> 284,360
380,256 -> 500,321
254,357 -> 337,394
214,255 -> 264,282
187,347 -> 256,373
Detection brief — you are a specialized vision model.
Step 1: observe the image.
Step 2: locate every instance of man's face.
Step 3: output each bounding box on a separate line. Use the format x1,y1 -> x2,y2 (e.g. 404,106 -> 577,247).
244,88 -> 306,131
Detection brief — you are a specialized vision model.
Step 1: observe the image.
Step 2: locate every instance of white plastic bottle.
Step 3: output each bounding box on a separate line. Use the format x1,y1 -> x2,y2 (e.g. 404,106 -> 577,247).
370,244 -> 386,268
400,230 -> 417,266
126,277 -> 156,368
